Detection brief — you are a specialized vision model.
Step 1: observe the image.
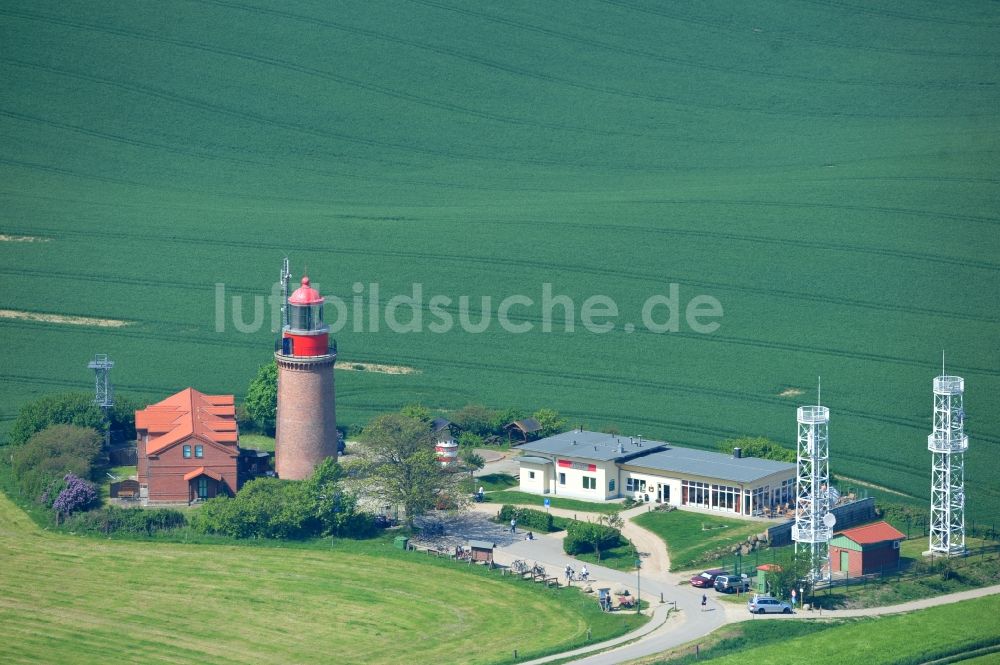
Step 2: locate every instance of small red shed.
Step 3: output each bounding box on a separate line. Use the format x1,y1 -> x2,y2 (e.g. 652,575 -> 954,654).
830,521 -> 906,576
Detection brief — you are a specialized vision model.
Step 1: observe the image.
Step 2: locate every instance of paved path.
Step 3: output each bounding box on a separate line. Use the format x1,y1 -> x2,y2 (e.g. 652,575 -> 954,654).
468,457 -> 1000,663
476,499 -> 1000,664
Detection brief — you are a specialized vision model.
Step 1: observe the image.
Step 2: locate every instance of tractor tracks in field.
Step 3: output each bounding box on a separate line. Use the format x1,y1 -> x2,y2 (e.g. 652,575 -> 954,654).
3,224 -> 998,326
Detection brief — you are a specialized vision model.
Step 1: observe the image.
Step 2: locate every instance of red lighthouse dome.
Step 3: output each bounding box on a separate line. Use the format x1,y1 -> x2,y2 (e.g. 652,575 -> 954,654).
289,276 -> 323,305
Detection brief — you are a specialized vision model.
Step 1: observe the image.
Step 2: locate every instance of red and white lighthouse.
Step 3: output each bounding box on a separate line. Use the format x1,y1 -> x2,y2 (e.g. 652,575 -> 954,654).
274,272 -> 338,480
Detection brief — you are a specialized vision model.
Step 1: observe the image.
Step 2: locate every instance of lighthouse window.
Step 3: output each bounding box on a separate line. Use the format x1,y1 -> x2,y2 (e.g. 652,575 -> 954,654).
195,445 -> 204,459
182,445 -> 192,459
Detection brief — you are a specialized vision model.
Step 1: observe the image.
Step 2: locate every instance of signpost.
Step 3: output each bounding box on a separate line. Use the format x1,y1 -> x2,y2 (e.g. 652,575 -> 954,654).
635,559 -> 642,615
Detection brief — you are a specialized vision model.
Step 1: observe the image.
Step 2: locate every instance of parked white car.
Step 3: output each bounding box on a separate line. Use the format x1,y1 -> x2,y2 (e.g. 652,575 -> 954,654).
747,595 -> 792,614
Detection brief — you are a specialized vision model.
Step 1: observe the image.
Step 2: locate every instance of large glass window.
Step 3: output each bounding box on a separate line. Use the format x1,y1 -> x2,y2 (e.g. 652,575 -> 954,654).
626,478 -> 647,492
682,480 -> 709,507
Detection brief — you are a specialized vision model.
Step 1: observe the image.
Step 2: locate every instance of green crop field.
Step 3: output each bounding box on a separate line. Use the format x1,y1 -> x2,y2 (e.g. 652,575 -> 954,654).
0,491 -> 644,664
1,2 -> 998,519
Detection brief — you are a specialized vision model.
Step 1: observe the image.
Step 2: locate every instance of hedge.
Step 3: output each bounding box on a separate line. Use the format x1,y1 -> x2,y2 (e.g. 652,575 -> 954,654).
498,504 -> 554,533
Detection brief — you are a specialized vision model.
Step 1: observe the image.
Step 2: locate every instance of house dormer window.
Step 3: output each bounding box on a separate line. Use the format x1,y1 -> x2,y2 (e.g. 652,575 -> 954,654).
183,445 -> 192,458
195,445 -> 203,458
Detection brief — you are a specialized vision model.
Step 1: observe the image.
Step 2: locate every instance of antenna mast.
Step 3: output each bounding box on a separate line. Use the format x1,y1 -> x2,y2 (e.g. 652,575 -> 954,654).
280,257 -> 291,329
87,354 -> 114,448
927,362 -> 968,556
793,382 -> 832,584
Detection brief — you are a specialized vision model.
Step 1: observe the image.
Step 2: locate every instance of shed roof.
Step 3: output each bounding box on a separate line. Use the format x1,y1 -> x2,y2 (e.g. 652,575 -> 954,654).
506,418 -> 541,433
135,388 -> 238,456
517,430 -> 666,462
836,521 -> 906,545
623,446 -> 794,484
468,540 -> 495,550
431,417 -> 452,432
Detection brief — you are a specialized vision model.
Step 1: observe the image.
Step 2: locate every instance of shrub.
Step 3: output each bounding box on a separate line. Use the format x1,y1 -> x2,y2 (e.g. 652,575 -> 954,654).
52,473 -> 98,516
63,506 -> 187,535
564,519 -> 623,559
6,392 -> 143,447
12,425 -> 103,501
191,459 -> 375,540
498,505 -> 554,532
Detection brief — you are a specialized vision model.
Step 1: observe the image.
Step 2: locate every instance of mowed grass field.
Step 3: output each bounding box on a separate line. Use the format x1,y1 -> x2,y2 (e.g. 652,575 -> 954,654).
687,594 -> 1000,665
0,492 -> 641,664
0,2 -> 998,517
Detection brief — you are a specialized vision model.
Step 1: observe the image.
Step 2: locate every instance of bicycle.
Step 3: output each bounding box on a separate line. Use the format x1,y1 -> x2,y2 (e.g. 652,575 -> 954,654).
510,559 -> 529,574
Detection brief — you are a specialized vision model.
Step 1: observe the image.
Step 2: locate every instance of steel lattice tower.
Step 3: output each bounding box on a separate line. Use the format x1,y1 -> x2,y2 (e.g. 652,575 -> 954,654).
793,384 -> 832,583
87,354 -> 114,409
927,372 -> 967,556
87,354 -> 114,448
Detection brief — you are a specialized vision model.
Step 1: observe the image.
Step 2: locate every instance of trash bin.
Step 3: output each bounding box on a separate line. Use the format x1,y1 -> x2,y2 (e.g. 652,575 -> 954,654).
394,536 -> 409,550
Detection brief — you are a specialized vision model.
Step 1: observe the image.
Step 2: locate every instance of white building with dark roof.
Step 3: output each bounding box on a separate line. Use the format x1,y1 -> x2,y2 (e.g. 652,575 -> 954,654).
517,430 -> 795,518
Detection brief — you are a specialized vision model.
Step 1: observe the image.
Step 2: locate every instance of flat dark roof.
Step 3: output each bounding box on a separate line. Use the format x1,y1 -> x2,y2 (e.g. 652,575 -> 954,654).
517,430 -> 666,462
518,430 -> 794,484
623,448 -> 794,484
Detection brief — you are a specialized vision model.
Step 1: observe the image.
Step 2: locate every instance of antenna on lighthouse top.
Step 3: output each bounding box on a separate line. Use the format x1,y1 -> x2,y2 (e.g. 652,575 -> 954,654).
280,257 -> 291,329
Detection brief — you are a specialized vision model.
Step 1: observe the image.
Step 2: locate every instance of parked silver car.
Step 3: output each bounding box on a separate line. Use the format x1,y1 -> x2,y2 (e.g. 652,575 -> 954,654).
747,595 -> 792,614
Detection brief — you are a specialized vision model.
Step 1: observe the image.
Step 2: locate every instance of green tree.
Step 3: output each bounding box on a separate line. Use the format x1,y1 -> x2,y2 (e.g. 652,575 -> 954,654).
7,393 -> 106,446
400,404 -> 432,422
452,404 -> 499,437
766,549 -> 811,600
12,424 -> 103,501
358,412 -> 465,527
564,518 -> 622,562
244,361 -> 277,435
457,431 -> 484,449
532,408 -> 567,438
717,436 -> 795,463
460,449 -> 485,481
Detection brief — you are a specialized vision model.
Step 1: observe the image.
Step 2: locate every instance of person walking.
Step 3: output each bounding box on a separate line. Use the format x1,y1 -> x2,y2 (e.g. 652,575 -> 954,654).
701,594 -> 707,611
510,518 -> 516,533
565,564 -> 573,584
580,564 -> 589,581
477,486 -> 485,503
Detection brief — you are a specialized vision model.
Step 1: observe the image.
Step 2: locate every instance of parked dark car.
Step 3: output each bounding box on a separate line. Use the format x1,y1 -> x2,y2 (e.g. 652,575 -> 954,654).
689,569 -> 727,588
714,573 -> 750,593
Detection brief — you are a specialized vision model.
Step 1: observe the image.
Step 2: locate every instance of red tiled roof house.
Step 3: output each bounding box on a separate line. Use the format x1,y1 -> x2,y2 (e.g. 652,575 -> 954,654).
829,521 -> 906,576
136,388 -> 239,503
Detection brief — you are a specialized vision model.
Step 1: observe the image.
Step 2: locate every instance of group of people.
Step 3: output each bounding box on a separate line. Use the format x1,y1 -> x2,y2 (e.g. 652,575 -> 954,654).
564,564 -> 589,583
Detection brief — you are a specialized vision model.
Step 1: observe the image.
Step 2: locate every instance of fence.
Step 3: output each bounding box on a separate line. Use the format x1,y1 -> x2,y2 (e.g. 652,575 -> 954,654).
821,542 -> 1000,594
767,497 -> 876,546
109,446 -> 137,466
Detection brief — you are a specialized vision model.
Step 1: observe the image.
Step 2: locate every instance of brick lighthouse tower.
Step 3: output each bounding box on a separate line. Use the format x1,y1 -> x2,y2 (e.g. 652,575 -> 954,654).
274,264 -> 337,480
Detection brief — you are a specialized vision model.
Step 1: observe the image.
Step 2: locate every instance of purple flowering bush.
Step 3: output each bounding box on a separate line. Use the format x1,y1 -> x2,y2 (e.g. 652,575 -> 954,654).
52,473 -> 98,515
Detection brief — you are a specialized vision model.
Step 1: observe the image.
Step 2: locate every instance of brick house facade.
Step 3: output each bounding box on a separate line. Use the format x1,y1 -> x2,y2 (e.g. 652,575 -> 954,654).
830,521 -> 906,576
136,388 -> 239,503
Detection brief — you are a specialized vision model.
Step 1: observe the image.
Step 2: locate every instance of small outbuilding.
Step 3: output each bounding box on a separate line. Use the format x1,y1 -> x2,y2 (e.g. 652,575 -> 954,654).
830,521 -> 906,576
505,418 -> 541,443
467,540 -> 495,565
